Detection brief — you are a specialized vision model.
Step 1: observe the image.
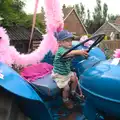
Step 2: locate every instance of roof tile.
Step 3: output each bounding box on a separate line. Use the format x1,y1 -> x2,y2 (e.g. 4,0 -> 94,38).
4,26 -> 42,41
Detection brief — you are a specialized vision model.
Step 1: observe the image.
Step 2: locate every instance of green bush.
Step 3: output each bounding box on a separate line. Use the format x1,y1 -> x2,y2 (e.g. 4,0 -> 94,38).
99,43 -> 113,59
80,34 -> 92,38
104,35 -> 108,40
87,34 -> 92,38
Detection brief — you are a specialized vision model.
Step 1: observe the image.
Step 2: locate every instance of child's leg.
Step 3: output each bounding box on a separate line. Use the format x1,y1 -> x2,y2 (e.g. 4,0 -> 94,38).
70,73 -> 84,98
70,74 -> 78,95
62,85 -> 74,109
62,85 -> 70,101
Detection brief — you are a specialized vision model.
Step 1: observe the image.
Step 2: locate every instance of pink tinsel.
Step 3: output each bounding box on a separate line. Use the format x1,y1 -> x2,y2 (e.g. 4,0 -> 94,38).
0,0 -> 64,67
113,49 -> 120,58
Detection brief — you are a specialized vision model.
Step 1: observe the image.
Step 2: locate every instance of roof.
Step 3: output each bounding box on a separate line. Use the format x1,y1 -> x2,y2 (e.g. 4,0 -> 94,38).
4,26 -> 43,41
109,23 -> 120,32
63,7 -> 88,34
39,7 -> 88,34
94,22 -> 120,35
63,7 -> 73,18
115,16 -> 120,24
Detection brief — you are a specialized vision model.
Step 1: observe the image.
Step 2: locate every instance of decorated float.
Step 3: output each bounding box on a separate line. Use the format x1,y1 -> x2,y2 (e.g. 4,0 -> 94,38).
0,0 -> 120,120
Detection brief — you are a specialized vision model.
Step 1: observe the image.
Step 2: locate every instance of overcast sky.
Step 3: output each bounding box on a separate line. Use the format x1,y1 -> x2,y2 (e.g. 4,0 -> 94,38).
24,0 -> 119,15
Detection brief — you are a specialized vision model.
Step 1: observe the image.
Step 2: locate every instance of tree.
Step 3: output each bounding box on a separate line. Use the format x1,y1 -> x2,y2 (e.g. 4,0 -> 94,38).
75,0 -> 119,34
11,0 -> 25,12
93,0 -> 102,25
108,14 -> 119,21
0,0 -> 26,26
75,4 -> 80,16
0,0 -> 45,32
92,0 -> 109,33
24,14 -> 45,33
75,3 -> 85,23
103,3 -> 108,22
85,9 -> 93,33
79,3 -> 85,23
85,9 -> 90,27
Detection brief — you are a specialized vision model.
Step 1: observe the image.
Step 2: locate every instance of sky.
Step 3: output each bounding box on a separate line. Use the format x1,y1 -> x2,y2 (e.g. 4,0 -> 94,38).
24,0 -> 119,15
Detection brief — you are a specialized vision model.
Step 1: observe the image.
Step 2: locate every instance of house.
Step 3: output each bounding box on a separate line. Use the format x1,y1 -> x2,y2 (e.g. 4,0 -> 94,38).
4,25 -> 43,53
38,6 -> 88,36
63,6 -> 88,36
115,16 -> 120,24
94,21 -> 120,40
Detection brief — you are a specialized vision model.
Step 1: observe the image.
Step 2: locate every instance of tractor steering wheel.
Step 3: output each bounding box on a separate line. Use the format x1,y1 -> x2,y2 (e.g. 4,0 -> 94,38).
61,33 -> 105,59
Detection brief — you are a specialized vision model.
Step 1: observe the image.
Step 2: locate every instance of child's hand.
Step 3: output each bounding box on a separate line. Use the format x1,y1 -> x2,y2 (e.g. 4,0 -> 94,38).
67,50 -> 88,57
79,50 -> 88,57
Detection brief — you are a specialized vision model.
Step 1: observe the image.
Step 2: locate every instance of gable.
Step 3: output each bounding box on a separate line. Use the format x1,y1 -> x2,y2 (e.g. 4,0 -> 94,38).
94,22 -> 120,36
38,7 -> 87,35
64,10 -> 87,35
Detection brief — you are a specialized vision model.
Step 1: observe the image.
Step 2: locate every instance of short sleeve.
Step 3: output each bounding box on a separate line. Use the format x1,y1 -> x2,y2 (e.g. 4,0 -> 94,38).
57,47 -> 68,56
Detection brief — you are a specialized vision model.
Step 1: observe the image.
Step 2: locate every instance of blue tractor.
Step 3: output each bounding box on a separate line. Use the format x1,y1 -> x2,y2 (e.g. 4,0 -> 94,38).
0,34 -> 119,120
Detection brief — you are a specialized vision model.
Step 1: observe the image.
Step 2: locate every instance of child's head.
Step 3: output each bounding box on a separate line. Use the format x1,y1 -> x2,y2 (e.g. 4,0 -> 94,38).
54,30 -> 73,48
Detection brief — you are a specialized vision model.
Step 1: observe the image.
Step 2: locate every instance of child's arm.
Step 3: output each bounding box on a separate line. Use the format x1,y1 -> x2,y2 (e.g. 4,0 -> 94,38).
65,50 -> 88,57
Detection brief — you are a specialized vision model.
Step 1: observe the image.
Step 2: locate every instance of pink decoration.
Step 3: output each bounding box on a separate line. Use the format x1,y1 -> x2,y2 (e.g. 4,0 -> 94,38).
44,0 -> 64,32
0,0 -> 64,67
0,27 -> 57,67
0,27 -> 14,66
10,33 -> 58,66
113,49 -> 120,58
80,35 -> 94,47
20,62 -> 53,82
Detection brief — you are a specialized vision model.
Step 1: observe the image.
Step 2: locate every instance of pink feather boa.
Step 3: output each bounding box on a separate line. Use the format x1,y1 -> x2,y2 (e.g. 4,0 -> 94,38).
113,49 -> 120,58
44,0 -> 64,32
0,0 -> 64,67
0,28 -> 58,67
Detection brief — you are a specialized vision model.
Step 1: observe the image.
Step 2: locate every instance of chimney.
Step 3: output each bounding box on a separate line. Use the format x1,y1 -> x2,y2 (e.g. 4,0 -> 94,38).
63,4 -> 66,10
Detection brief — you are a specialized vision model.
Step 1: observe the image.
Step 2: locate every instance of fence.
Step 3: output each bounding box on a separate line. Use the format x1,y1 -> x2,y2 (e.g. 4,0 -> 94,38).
99,40 -> 120,50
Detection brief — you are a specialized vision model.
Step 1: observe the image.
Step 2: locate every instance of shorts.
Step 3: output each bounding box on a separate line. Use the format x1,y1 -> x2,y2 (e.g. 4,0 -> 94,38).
51,71 -> 74,89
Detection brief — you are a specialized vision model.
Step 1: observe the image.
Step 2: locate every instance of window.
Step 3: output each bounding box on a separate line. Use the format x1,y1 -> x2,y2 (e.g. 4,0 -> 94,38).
15,43 -> 24,53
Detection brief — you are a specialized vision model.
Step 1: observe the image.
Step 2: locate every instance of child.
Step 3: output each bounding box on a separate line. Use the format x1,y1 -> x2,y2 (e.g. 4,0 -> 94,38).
52,30 -> 88,109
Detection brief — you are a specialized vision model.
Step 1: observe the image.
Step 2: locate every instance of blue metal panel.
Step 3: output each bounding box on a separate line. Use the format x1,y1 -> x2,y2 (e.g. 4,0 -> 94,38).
0,62 -> 41,101
81,60 -> 120,118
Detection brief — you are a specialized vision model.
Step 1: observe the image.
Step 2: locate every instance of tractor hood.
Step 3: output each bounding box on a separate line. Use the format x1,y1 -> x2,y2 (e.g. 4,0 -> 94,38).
80,60 -> 120,103
72,46 -> 106,75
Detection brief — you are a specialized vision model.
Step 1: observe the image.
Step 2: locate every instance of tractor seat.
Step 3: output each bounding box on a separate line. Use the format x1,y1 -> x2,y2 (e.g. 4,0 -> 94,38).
31,74 -> 60,97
